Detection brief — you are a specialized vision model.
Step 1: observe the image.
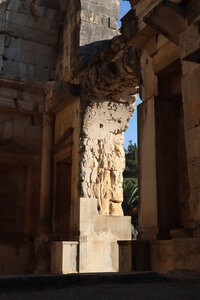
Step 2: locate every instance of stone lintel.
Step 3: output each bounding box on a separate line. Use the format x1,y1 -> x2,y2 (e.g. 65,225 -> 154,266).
121,9 -> 138,43
180,20 -> 200,63
143,0 -> 186,45
121,9 -> 157,48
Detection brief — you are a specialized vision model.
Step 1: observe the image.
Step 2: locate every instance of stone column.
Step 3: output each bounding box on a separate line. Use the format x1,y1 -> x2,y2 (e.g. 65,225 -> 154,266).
39,113 -> 54,233
138,98 -> 158,240
80,100 -> 136,216
181,57 -> 200,235
78,98 -> 135,272
35,112 -> 54,274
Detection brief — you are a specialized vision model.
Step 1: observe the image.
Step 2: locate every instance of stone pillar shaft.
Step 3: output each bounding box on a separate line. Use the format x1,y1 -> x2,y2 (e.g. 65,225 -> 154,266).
35,112 -> 53,274
138,98 -> 158,240
39,113 -> 54,234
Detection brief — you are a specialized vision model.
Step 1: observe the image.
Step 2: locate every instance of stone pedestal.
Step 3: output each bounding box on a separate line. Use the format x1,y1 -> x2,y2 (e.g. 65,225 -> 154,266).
118,238 -> 200,274
79,198 -> 132,273
50,198 -> 132,274
50,242 -> 78,274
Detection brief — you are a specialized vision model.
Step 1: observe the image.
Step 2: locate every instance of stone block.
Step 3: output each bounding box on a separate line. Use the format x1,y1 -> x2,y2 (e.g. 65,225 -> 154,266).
0,242 -> 32,275
50,242 -> 78,274
190,188 -> 200,221
173,238 -> 200,272
182,65 -> 200,130
118,241 -> 132,273
78,197 -> 131,272
94,215 -> 131,240
79,198 -> 98,235
152,41 -> 180,74
79,238 -> 119,273
143,0 -> 186,45
118,240 -> 150,272
140,50 -> 158,101
138,99 -> 158,232
180,20 -> 200,63
150,240 -> 173,273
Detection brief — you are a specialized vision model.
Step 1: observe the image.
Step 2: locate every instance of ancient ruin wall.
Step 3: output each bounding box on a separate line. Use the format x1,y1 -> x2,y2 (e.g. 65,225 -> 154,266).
0,0 -> 67,84
56,0 -> 119,82
80,100 -> 136,216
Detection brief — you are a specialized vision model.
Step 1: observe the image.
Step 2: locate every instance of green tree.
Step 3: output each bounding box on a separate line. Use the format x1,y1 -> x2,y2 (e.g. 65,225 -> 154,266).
123,141 -> 139,238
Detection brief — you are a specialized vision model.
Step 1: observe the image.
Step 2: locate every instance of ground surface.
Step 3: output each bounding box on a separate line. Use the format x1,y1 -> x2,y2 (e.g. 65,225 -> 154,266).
0,272 -> 200,300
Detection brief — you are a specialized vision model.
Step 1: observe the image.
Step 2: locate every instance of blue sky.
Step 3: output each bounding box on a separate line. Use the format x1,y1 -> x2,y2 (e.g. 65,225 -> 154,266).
118,0 -> 141,148
118,0 -> 131,27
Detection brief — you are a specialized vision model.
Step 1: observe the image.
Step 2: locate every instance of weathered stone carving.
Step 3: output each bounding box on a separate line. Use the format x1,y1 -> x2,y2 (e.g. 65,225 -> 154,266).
80,100 -> 136,215
82,37 -> 140,101
79,37 -> 140,216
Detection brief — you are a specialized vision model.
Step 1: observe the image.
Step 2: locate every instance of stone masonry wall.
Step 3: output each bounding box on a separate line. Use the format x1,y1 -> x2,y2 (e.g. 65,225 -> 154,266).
0,0 -> 67,84
80,100 -> 136,216
56,0 -> 120,82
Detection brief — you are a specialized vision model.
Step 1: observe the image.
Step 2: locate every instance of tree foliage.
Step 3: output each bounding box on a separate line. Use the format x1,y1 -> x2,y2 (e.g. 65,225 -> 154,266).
123,140 -> 139,238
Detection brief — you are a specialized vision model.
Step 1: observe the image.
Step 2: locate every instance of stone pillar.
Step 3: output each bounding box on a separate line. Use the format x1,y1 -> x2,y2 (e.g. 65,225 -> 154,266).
181,57 -> 200,234
78,97 -> 135,272
35,112 -> 54,274
179,19 -> 200,235
138,98 -> 158,240
80,100 -> 136,216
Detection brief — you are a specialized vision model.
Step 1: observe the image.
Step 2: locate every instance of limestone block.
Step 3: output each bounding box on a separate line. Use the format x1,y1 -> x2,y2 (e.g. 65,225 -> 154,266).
118,241 -> 132,272
150,240 -> 173,273
182,65 -> 200,130
79,198 -> 98,235
138,99 -> 158,231
185,126 -> 200,190
140,49 -> 158,101
180,20 -> 200,63
143,0 -> 186,45
79,208 -> 131,273
190,188 -> 200,221
94,215 -> 132,241
0,242 -> 32,275
79,238 -> 119,273
152,41 -> 180,74
173,238 -> 200,272
50,242 -> 78,274
118,240 -> 150,272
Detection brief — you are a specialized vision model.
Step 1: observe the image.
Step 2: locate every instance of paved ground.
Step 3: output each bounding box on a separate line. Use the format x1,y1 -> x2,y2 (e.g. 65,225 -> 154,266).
0,272 -> 200,300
